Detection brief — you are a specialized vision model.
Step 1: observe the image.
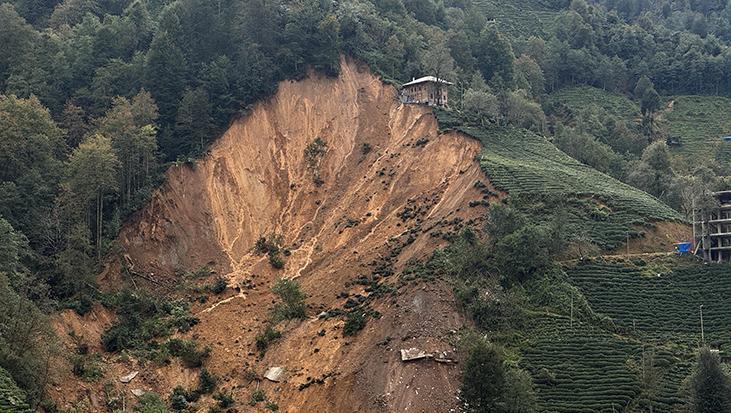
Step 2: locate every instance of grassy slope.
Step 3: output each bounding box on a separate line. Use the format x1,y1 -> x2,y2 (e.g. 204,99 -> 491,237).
663,95 -> 731,166
472,0 -> 560,37
551,85 -> 641,121
436,111 -> 682,249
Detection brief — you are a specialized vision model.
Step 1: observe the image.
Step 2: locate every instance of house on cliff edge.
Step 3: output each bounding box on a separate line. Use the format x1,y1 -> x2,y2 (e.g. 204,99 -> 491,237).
399,76 -> 452,107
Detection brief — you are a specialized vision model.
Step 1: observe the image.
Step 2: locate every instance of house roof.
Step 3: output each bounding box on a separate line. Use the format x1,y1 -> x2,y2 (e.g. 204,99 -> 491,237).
401,76 -> 454,87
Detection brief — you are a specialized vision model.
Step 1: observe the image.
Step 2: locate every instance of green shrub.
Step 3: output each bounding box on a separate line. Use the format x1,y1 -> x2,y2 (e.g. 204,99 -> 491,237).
249,389 -> 266,406
197,368 -> 217,394
265,400 -> 279,411
343,310 -> 368,336
169,386 -> 188,411
213,392 -> 234,408
101,291 -> 199,353
268,251 -> 284,269
271,278 -> 306,321
255,325 -> 282,353
187,265 -> 214,279
210,278 -> 227,294
70,354 -> 103,381
165,339 -> 210,368
134,392 -> 169,413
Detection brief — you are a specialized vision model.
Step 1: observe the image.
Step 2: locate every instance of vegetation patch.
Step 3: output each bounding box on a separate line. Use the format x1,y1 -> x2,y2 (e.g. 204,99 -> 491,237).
304,137 -> 328,186
664,95 -> 731,166
436,114 -> 683,249
100,291 -> 199,359
255,234 -> 287,270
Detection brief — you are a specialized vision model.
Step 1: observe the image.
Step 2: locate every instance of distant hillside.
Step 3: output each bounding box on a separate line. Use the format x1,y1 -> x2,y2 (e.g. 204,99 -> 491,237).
472,0 -> 561,37
551,85 -> 641,122
664,95 -> 731,167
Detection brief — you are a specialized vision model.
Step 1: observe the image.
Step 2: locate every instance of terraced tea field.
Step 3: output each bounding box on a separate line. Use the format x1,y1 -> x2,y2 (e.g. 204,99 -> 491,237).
567,259 -> 731,349
521,314 -> 692,413
0,367 -> 31,413
664,95 -> 731,166
435,115 -> 683,249
472,0 -> 561,37
523,258 -> 731,412
551,86 -> 641,122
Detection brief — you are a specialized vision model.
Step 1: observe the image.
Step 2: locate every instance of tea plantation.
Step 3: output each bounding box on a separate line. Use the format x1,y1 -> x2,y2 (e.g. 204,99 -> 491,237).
472,0 -> 560,37
550,86 -> 641,121
436,115 -> 683,249
0,367 -> 31,413
520,313 -> 696,413
521,314 -> 642,412
664,95 -> 731,166
567,259 -> 731,349
517,257 -> 731,412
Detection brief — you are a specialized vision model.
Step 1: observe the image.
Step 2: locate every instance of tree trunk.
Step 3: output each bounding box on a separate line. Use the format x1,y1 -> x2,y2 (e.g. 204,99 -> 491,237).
97,192 -> 102,261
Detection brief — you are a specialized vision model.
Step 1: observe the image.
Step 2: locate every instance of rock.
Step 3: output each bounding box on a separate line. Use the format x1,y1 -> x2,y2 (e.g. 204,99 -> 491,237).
400,348 -> 432,362
120,371 -> 139,383
131,389 -> 145,397
264,367 -> 285,382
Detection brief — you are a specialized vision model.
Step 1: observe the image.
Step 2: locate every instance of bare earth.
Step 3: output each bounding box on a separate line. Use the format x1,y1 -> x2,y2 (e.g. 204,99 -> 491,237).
49,58 -> 495,413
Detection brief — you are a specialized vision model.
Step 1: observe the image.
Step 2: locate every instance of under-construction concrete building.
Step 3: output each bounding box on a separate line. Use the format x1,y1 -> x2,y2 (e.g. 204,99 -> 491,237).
694,190 -> 731,262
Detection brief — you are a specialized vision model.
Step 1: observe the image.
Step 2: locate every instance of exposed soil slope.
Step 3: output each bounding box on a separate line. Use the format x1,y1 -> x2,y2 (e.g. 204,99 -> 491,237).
50,58 -> 493,412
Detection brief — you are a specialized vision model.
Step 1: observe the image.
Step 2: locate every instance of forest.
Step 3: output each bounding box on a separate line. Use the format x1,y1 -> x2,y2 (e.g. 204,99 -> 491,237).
1,0 -> 731,410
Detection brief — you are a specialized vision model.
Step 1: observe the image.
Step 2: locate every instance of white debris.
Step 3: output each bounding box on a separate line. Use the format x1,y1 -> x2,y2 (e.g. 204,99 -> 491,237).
120,371 -> 139,383
400,348 -> 432,361
264,366 -> 285,382
131,389 -> 145,397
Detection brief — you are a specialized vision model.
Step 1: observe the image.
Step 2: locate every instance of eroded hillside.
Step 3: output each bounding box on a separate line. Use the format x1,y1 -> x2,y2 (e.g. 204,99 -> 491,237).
49,58 -> 494,412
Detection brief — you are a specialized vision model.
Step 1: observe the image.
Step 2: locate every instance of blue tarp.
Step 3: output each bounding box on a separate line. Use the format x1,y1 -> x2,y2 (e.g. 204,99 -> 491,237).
676,242 -> 692,253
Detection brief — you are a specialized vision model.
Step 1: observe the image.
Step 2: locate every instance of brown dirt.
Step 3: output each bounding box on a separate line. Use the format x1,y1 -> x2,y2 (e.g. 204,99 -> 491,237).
616,221 -> 692,255
49,58 -> 493,412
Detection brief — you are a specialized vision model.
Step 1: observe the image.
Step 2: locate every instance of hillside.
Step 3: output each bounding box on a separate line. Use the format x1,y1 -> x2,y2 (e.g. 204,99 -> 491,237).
517,256 -> 731,413
46,59 -> 699,413
472,0 -> 561,37
663,95 -> 731,167
550,86 -> 641,121
49,58 -> 492,413
1,0 -> 731,410
436,112 -> 686,250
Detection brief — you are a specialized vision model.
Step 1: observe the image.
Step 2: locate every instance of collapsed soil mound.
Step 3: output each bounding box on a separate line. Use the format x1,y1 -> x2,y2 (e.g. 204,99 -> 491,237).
51,58 -> 493,412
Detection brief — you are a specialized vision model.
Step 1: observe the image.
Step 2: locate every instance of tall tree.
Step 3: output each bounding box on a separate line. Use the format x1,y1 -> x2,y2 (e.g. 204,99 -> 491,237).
473,27 -> 515,87
60,100 -> 89,149
0,95 -> 64,244
174,87 -> 214,155
0,4 -> 39,89
143,31 -> 187,125
97,94 -> 158,205
462,340 -> 506,412
690,347 -> 731,413
66,134 -> 119,259
634,76 -> 659,108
